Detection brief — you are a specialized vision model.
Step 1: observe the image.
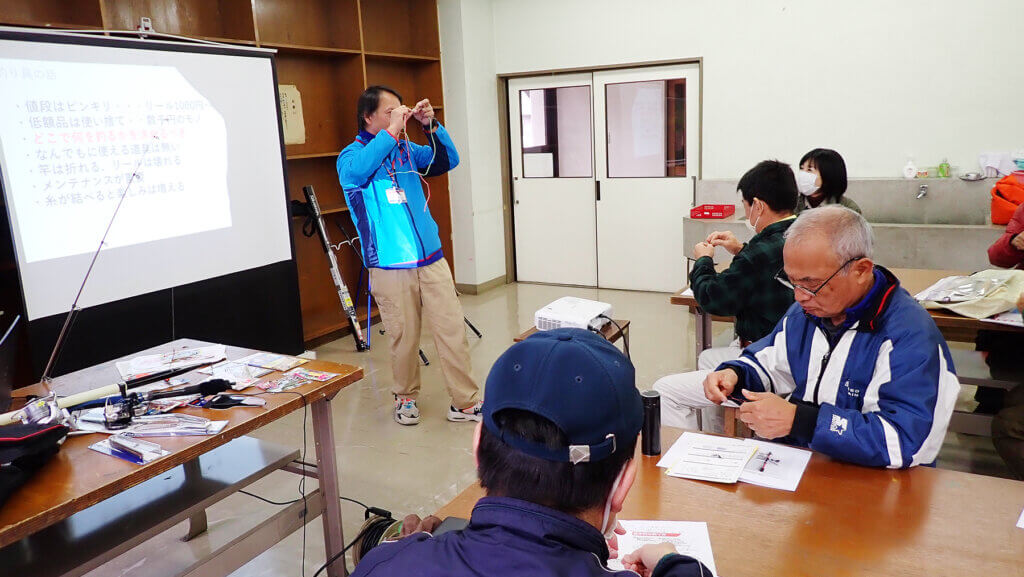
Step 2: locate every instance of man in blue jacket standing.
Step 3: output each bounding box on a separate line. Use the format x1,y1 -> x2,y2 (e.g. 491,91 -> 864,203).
703,206 -> 960,468
350,329 -> 712,577
337,86 -> 480,425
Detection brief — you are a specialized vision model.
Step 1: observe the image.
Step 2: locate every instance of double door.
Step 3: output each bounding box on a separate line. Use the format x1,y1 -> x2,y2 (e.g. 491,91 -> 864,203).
509,64 -> 700,292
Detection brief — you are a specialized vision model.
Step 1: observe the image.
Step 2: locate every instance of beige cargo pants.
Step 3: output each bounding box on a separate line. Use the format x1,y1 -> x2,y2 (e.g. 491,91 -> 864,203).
369,258 -> 479,409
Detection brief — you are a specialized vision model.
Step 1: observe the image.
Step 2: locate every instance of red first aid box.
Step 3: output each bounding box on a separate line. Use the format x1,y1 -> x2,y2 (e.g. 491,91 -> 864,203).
689,204 -> 735,219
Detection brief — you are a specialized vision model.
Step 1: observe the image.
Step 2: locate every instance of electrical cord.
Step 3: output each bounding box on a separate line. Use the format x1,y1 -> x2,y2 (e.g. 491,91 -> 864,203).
596,315 -> 630,360
237,391 -> 389,575
246,389 -> 310,577
237,489 -> 371,513
238,489 -> 299,506
312,513 -> 395,577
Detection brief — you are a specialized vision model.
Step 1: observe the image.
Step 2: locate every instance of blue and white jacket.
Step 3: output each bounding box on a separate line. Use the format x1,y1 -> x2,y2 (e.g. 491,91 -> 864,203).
351,497 -> 710,577
720,267 -> 960,468
336,124 -> 458,269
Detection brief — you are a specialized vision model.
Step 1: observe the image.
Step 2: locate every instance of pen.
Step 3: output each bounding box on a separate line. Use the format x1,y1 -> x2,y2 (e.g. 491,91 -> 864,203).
759,451 -> 773,472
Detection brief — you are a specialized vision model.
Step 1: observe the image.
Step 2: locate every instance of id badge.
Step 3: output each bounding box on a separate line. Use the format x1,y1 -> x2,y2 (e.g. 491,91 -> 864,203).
385,186 -> 407,204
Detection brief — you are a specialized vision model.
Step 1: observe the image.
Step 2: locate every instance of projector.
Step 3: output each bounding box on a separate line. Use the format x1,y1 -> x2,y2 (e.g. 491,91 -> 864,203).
534,297 -> 613,332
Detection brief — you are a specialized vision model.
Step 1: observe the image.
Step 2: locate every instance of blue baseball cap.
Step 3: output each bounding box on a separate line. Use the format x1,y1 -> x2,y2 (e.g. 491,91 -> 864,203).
482,328 -> 642,464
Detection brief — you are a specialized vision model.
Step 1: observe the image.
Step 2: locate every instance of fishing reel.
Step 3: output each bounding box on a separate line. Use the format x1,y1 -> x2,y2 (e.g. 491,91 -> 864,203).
19,393 -> 67,425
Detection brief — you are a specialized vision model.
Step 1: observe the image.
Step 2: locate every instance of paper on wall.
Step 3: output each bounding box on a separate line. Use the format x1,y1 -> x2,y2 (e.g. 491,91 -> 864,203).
279,84 -> 306,145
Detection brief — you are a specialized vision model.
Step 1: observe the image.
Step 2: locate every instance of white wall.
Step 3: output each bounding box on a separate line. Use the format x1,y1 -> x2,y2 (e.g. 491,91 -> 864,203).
439,0 -> 1023,286
490,0 -> 1023,179
437,0 -> 506,286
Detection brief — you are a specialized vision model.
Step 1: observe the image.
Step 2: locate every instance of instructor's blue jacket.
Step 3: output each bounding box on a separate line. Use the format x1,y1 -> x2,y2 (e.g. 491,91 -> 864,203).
350,497 -> 710,577
720,267 -> 960,468
336,124 -> 458,269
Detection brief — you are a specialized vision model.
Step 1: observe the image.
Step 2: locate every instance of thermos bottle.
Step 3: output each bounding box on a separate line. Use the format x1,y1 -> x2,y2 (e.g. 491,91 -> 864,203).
641,390 -> 661,455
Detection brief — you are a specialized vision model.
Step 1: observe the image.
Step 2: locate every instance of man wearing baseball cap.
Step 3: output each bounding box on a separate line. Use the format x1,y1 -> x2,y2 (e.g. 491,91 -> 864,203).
351,328 -> 711,577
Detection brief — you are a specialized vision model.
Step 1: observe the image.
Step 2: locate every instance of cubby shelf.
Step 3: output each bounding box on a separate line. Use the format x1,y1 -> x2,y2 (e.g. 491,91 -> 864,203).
287,152 -> 342,160
194,35 -> 258,46
304,304 -> 381,346
290,205 -> 349,218
1,0 -> 451,346
260,42 -> 362,56
364,51 -> 440,63
0,21 -> 106,31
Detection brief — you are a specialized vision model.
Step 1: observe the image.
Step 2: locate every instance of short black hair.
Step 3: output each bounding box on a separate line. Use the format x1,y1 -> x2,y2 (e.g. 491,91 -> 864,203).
799,148 -> 848,202
477,409 -> 636,515
356,85 -> 403,131
737,160 -> 798,213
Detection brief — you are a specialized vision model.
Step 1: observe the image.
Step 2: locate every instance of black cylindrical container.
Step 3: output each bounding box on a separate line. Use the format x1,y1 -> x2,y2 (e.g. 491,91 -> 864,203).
641,390 -> 661,455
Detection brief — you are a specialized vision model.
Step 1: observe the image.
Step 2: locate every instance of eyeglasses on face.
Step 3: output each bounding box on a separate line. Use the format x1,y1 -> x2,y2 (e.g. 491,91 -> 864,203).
775,257 -> 863,297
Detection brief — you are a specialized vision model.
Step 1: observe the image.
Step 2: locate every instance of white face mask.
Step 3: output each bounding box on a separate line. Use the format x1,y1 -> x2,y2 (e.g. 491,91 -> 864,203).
796,170 -> 820,196
745,201 -> 761,233
600,466 -> 627,539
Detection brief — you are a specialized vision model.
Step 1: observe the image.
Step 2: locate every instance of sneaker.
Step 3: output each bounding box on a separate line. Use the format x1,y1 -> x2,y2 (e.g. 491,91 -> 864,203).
394,397 -> 420,425
447,400 -> 483,422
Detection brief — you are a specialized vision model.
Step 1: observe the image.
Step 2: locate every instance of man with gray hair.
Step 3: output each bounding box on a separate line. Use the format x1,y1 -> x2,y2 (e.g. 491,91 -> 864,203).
679,206 -> 960,467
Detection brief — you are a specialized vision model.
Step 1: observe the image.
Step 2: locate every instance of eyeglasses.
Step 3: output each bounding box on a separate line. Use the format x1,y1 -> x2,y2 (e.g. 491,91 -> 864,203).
775,257 -> 863,297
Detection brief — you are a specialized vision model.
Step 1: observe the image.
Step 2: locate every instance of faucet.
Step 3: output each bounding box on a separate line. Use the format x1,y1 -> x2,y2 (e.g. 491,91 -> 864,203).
916,184 -> 928,199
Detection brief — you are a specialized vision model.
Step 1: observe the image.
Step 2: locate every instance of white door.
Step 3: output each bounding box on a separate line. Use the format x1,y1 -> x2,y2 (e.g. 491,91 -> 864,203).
508,74 -> 597,286
593,64 -> 700,292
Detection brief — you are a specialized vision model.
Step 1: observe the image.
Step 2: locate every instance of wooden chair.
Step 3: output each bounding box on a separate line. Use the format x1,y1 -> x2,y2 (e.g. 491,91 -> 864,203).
723,407 -> 753,438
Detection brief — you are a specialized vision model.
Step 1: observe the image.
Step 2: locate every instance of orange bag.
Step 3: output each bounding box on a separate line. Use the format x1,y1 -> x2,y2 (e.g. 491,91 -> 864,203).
991,174 -> 1024,225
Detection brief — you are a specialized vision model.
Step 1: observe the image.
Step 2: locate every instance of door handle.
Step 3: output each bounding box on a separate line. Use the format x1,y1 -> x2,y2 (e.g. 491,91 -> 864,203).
595,180 -> 601,201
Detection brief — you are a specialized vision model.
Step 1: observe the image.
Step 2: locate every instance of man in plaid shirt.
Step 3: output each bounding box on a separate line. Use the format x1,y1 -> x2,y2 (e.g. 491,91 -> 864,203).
654,160 -> 797,432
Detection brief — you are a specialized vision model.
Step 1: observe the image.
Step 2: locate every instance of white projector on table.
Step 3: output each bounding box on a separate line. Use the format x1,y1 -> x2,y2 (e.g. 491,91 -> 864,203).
534,297 -> 613,332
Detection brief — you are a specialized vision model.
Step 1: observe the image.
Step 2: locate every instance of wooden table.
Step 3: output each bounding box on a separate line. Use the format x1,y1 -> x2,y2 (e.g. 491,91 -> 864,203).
515,319 -> 630,345
0,339 -> 363,577
436,428 -> 1024,577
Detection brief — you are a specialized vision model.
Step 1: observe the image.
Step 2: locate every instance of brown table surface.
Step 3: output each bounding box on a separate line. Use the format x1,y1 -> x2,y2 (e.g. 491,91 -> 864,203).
436,428 -> 1024,576
672,267 -> 1024,336
0,339 -> 363,549
515,319 -> 630,343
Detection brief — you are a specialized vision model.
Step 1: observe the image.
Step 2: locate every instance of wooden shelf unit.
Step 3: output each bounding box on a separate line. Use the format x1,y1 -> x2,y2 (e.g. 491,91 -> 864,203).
101,0 -> 259,41
359,0 -> 440,58
253,0 -> 360,51
0,0 -> 453,345
0,1 -> 104,29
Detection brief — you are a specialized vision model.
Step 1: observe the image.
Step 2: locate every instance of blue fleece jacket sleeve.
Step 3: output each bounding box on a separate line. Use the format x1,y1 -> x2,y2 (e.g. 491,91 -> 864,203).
808,336 -> 958,468
337,129 -> 399,189
410,123 -> 459,176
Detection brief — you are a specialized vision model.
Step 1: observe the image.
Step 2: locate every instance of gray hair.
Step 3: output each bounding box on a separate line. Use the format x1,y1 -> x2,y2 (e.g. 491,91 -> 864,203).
784,206 -> 874,261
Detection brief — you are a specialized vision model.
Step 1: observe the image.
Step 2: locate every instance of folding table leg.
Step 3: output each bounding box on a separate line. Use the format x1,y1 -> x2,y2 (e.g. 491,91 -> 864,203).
311,397 -> 347,576
183,459 -> 208,541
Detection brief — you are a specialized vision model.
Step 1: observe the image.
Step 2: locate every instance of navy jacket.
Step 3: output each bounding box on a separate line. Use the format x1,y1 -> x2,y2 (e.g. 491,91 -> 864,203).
721,267 -> 960,468
351,497 -> 711,577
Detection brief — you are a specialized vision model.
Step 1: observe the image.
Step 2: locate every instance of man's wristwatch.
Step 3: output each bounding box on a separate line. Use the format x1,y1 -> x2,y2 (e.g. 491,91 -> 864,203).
421,118 -> 438,131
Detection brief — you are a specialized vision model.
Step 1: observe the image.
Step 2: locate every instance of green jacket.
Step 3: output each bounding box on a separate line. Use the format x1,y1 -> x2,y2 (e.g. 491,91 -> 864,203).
795,194 -> 861,215
689,218 -> 795,342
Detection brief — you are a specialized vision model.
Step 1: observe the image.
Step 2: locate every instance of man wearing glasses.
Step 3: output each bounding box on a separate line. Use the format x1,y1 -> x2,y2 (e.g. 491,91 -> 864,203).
704,206 -> 960,468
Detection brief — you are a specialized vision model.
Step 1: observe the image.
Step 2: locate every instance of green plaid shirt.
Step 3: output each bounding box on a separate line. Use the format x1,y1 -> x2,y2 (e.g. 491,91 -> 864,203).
689,217 -> 796,342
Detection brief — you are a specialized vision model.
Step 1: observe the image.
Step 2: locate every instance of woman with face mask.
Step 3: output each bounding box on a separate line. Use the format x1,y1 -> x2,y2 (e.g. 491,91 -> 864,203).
795,148 -> 861,214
